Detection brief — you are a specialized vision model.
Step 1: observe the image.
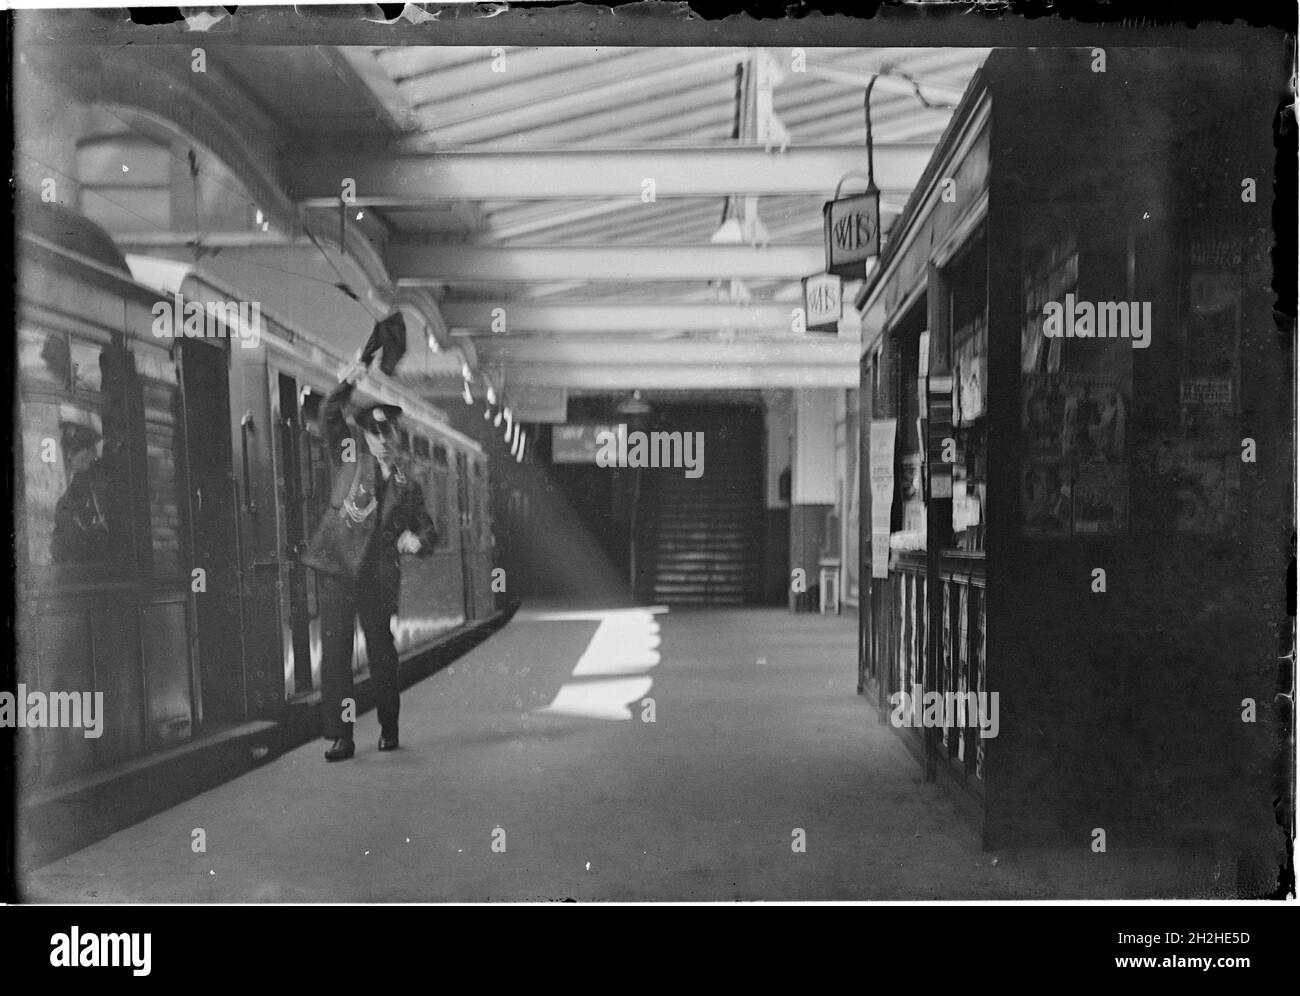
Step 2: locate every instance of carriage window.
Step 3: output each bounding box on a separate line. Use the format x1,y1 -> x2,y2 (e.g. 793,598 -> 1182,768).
300,388 -> 323,427
413,435 -> 431,459
429,454 -> 451,550
18,326 -> 135,580
136,341 -> 185,577
476,462 -> 491,550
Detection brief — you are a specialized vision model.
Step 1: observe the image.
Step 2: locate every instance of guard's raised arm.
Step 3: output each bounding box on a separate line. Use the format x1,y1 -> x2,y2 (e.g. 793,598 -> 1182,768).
320,371 -> 359,456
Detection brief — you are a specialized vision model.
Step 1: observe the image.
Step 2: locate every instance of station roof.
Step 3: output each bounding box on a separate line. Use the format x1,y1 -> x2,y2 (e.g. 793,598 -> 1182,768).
15,14 -> 987,392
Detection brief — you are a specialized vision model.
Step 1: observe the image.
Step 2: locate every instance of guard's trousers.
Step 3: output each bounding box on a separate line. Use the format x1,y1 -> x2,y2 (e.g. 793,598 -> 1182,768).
318,572 -> 401,740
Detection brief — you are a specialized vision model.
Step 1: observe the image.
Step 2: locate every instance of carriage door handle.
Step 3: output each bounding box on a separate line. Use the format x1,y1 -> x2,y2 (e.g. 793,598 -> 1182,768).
240,411 -> 258,514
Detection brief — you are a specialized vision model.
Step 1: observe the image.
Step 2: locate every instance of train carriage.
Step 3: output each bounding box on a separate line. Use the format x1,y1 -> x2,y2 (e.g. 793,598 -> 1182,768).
15,202 -> 499,802
16,206 -> 201,791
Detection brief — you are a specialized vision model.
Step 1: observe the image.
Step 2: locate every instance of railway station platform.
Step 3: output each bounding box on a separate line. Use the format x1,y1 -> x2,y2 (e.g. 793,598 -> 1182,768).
20,602 -> 1232,903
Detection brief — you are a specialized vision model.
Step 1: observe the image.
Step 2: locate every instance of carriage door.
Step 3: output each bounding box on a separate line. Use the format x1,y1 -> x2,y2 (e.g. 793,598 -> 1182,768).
178,340 -> 245,727
277,374 -> 316,694
455,451 -> 476,619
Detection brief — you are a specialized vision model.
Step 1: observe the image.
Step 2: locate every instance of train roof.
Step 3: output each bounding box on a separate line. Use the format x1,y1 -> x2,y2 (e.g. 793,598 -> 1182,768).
18,199 -> 133,275
123,254 -> 485,457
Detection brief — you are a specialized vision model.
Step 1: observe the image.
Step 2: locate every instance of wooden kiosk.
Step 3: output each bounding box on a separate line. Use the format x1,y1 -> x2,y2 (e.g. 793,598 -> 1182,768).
855,45 -> 1289,875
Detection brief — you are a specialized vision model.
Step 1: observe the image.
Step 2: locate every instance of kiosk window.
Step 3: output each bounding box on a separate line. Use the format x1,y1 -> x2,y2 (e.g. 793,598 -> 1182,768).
1021,229 -> 1078,374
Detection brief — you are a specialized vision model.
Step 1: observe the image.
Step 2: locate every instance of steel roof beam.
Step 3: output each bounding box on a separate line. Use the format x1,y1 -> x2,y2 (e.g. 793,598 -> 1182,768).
442,301 -> 807,334
389,244 -> 826,283
470,337 -> 860,390
288,144 -> 931,203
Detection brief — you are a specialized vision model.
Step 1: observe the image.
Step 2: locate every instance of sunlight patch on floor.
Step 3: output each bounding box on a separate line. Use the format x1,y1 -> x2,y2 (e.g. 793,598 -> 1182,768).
533,607 -> 666,720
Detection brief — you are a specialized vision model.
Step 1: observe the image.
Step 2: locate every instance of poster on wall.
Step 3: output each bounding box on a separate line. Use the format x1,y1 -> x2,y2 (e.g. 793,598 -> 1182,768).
846,456 -> 860,602
868,419 -> 897,579
551,423 -> 617,463
1182,238 -> 1242,358
953,478 -> 983,534
1023,372 -> 1129,465
1020,456 -> 1072,537
1165,235 -> 1243,534
898,452 -> 926,548
954,322 -> 986,425
1072,467 -> 1130,535
1154,441 -> 1241,534
1021,371 -> 1131,537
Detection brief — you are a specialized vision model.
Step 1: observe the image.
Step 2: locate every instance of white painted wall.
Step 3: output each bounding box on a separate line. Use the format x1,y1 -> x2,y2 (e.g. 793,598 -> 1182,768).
792,388 -> 838,506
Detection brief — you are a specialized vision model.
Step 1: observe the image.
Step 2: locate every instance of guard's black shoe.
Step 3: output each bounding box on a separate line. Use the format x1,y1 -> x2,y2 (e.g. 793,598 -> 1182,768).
378,733 -> 400,752
324,737 -> 355,761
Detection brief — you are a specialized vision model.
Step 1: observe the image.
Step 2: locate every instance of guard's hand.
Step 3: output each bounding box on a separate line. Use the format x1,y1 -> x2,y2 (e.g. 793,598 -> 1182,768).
396,530 -> 422,555
339,359 -> 365,385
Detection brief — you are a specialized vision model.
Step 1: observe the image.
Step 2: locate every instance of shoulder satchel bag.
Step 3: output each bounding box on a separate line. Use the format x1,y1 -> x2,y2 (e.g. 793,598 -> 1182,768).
300,457 -> 378,579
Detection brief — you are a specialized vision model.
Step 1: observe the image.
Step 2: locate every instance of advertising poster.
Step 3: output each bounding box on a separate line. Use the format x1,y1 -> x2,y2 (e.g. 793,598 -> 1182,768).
1167,235 -> 1242,534
1154,441 -> 1241,534
868,419 -> 897,579
845,420 -> 860,604
551,423 -> 617,463
1020,456 -> 1072,537
1022,372 -> 1131,536
954,322 -> 987,426
1182,238 -> 1243,361
1023,372 -> 1129,465
1072,467 -> 1131,535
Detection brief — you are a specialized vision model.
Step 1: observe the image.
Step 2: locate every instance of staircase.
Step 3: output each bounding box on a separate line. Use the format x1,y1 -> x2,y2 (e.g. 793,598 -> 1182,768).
635,408 -> 765,605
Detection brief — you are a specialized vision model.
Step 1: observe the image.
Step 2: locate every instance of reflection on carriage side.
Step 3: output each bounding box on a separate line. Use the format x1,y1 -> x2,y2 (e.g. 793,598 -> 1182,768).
15,202 -> 504,803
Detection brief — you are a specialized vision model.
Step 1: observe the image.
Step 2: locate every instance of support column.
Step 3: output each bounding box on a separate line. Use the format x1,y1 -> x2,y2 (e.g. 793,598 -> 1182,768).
761,390 -> 792,604
789,389 -> 838,612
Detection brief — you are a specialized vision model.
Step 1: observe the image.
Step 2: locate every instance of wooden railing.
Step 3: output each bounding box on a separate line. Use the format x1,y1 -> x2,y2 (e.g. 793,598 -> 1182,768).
873,550 -> 986,787
938,556 -> 987,784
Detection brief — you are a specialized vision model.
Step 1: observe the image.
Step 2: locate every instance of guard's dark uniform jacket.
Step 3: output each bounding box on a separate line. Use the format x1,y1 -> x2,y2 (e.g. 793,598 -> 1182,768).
300,378 -> 438,742
300,380 -> 438,588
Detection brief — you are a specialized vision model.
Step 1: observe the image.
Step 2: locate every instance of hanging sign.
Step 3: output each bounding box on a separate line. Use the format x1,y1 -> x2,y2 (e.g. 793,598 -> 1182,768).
823,189 -> 882,278
802,273 -> 843,333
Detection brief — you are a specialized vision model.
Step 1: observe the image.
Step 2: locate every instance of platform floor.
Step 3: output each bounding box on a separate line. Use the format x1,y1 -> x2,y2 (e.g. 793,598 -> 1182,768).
20,603 -> 1231,902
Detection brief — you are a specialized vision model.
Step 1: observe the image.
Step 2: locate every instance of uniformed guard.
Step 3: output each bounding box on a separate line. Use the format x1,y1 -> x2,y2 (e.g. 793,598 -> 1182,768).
300,347 -> 439,761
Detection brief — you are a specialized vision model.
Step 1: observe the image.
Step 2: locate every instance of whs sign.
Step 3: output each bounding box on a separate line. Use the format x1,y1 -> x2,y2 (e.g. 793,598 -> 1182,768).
823,188 -> 881,278
802,273 -> 843,334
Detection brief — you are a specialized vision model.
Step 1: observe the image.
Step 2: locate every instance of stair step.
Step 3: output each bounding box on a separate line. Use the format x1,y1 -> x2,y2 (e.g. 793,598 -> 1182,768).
648,505 -> 760,515
650,551 -> 761,563
649,546 -> 759,558
651,565 -> 755,577
637,437 -> 763,606
650,538 -> 761,546
652,583 -> 748,595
